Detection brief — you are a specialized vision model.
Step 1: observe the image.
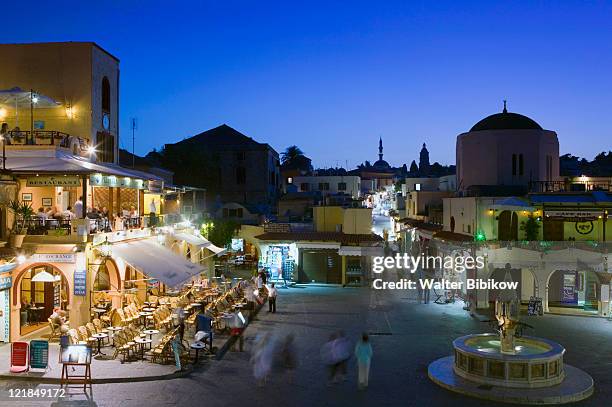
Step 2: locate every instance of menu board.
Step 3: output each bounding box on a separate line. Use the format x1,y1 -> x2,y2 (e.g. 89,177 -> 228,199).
29,340 -> 49,369
74,271 -> 87,296
60,345 -> 91,364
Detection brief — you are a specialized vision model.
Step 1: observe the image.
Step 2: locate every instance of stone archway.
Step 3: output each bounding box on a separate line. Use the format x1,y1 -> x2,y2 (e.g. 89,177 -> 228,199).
485,264 -> 539,307
12,263 -> 71,306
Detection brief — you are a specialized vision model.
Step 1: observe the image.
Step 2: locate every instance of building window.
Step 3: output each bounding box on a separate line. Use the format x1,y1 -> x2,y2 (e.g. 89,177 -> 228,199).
102,77 -> 111,113
236,152 -> 245,160
338,182 -> 346,191
519,154 -> 524,176
269,171 -> 276,185
287,177 -> 293,184
415,183 -> 421,191
300,183 -> 309,191
236,167 -> 246,184
512,154 -> 517,176
318,182 -> 330,191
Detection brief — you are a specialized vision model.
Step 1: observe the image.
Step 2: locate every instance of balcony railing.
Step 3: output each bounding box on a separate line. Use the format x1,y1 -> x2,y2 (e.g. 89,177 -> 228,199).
4,130 -> 88,153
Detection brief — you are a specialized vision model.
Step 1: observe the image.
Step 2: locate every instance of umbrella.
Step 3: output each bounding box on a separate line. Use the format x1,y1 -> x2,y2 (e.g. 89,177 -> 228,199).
0,87 -> 61,130
491,197 -> 535,212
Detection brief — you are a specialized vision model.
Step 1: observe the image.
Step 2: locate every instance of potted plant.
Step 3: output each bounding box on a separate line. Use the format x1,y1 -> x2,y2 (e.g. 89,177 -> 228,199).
7,200 -> 33,248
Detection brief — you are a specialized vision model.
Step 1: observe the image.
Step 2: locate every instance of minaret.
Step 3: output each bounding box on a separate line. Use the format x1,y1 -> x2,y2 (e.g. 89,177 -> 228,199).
419,143 -> 430,176
378,137 -> 384,161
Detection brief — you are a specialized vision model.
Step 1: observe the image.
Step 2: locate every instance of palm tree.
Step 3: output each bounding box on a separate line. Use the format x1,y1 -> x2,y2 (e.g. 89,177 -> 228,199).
281,145 -> 305,164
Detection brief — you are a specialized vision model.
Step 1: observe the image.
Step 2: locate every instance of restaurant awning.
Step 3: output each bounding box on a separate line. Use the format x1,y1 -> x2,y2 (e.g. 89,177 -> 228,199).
206,243 -> 227,255
338,246 -> 385,257
5,151 -> 163,181
173,232 -> 227,255
111,238 -> 204,288
174,232 -> 211,249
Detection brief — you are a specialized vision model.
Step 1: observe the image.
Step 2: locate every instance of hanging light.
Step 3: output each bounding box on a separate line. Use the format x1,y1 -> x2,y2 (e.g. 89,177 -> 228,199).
32,270 -> 56,283
97,237 -> 112,257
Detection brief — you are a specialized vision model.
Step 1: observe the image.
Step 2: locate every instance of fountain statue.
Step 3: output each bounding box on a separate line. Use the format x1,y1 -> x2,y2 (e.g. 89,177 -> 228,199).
428,272 -> 594,404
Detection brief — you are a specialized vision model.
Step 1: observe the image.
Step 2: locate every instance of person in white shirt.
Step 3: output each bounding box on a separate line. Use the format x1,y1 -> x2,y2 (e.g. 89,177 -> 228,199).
62,206 -> 76,220
73,196 -> 83,218
267,283 -> 278,313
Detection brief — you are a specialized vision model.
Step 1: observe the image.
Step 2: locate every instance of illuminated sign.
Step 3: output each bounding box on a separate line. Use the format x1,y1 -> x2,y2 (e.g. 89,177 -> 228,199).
89,174 -> 146,189
27,176 -> 81,187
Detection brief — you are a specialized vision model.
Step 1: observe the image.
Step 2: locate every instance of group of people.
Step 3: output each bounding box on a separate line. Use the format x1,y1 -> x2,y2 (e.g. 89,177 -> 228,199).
250,329 -> 373,390
29,195 -> 142,233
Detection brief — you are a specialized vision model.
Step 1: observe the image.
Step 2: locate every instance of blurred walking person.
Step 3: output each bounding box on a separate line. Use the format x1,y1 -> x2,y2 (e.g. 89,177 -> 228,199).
251,332 -> 273,386
280,333 -> 297,383
355,333 -> 373,390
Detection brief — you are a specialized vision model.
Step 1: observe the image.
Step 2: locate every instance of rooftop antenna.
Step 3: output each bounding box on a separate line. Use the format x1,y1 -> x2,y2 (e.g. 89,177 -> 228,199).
130,117 -> 137,168
503,99 -> 508,113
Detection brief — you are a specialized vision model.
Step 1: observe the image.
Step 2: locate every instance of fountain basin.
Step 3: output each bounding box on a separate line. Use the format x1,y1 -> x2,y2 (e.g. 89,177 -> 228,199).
453,333 -> 565,388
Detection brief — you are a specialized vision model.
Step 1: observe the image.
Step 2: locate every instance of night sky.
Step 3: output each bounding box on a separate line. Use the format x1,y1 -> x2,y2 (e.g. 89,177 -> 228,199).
3,1 -> 612,168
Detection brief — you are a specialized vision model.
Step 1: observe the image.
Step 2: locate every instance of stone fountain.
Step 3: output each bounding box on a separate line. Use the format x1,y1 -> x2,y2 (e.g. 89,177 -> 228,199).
428,272 -> 594,404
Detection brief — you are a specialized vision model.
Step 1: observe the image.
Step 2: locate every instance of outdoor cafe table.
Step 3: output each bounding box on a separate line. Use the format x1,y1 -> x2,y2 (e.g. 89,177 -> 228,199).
190,342 -> 206,363
92,333 -> 108,356
139,312 -> 153,328
92,307 -> 107,318
134,338 -> 152,360
107,326 -> 122,345
143,329 -> 159,342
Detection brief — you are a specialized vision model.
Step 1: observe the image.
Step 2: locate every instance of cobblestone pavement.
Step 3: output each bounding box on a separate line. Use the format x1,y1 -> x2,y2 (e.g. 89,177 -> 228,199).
2,282 -> 611,407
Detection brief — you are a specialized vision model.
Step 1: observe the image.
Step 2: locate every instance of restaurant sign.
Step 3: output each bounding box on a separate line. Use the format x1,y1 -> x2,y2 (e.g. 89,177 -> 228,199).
32,253 -> 76,263
545,210 -> 603,222
27,176 -> 81,187
90,174 -> 146,190
74,270 -> 87,296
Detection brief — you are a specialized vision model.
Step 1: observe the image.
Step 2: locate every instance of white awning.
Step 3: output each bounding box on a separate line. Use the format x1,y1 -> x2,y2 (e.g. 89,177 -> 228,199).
338,246 -> 385,257
174,232 -> 211,249
206,244 -> 227,255
296,242 -> 341,250
5,151 -> 162,181
338,246 -> 362,256
111,238 -> 204,288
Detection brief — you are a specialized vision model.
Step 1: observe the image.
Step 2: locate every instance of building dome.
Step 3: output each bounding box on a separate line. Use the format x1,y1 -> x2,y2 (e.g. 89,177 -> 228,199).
470,103 -> 542,132
373,159 -> 390,169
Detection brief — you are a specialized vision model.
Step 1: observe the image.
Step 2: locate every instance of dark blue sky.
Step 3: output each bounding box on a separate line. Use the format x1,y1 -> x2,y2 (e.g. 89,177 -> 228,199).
4,1 -> 612,168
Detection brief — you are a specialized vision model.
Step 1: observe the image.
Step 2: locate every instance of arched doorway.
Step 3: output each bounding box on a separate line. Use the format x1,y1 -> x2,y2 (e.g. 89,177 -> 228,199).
487,264 -> 537,307
450,216 -> 456,233
16,265 -> 69,336
546,269 -> 601,315
498,211 -> 518,241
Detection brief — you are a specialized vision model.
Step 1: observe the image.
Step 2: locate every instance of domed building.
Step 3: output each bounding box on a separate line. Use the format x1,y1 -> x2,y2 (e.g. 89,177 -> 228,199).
372,137 -> 391,170
456,102 -> 559,193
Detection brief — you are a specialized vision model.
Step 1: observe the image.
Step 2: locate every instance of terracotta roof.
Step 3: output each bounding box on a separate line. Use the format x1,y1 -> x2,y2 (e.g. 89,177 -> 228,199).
255,232 -> 383,244
398,218 -> 443,231
432,231 -> 474,242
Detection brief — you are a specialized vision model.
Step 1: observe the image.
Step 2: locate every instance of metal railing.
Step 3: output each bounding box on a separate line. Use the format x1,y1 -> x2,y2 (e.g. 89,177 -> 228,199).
4,130 -> 88,153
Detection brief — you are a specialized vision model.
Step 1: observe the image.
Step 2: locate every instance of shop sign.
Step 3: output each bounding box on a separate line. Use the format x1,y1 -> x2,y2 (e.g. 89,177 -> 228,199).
32,253 -> 76,263
74,270 -> 87,296
89,174 -> 146,190
29,340 -> 49,369
0,275 -> 11,290
546,210 -> 602,221
147,179 -> 163,193
27,176 -> 81,187
575,221 -> 594,235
